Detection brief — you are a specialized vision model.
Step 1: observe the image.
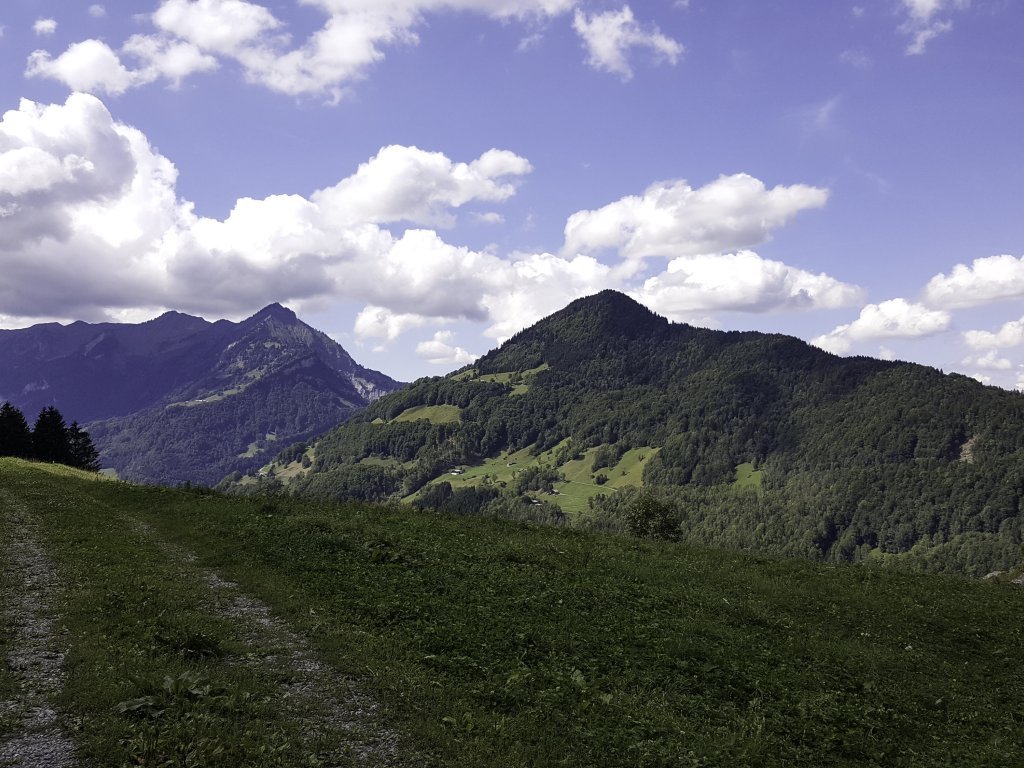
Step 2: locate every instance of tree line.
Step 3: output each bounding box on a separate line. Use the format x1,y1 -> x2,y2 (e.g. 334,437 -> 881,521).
0,402 -> 100,472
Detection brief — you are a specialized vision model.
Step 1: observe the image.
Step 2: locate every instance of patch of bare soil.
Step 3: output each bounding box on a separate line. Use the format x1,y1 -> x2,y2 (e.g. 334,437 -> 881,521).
958,436 -> 977,464
0,491 -> 77,768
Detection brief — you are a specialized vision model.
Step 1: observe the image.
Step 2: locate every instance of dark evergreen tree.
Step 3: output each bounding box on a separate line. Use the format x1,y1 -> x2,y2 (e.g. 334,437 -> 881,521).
0,402 -> 33,458
32,406 -> 70,464
67,421 -> 101,472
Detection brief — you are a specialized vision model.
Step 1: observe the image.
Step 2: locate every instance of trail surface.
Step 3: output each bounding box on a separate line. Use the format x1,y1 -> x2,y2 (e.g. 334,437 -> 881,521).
128,519 -> 414,767
0,490 -> 77,768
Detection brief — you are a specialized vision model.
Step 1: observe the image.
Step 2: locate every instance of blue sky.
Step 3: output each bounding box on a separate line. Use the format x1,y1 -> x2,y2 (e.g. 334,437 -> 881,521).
0,0 -> 1022,386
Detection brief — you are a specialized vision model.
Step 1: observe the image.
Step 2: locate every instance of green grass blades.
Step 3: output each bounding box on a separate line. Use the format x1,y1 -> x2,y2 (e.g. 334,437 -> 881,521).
4,458 -> 1024,767
0,460 -> 335,766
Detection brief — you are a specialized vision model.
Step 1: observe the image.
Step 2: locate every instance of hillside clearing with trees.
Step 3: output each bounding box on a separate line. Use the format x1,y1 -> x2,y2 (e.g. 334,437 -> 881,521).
235,292 -> 1024,579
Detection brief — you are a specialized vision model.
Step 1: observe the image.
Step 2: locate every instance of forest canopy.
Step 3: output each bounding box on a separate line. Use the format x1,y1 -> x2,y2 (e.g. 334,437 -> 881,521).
247,292 -> 1024,578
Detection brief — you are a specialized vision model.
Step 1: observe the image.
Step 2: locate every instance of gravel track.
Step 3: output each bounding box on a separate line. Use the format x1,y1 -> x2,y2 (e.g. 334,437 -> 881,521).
0,490 -> 77,768
128,519 -> 418,767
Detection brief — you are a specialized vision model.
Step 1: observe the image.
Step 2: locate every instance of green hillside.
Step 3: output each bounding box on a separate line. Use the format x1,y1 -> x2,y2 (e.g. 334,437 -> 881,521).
244,291 -> 1024,578
2,459 -> 1023,766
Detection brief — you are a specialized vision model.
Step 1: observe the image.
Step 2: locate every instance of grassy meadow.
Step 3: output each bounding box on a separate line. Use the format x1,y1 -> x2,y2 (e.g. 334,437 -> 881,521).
404,440 -> 661,519
2,458 -> 1024,766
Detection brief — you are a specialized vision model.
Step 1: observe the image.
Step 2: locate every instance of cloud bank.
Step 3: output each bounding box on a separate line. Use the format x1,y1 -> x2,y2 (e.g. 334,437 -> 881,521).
0,92 -> 856,347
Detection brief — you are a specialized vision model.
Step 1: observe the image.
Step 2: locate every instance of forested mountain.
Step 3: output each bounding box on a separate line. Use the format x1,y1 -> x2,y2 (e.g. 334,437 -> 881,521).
0,304 -> 401,485
239,290 -> 1024,577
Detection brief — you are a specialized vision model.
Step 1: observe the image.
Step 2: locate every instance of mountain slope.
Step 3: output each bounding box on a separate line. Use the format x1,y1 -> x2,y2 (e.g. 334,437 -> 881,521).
254,290 -> 1024,577
0,304 -> 402,485
0,310 -> 217,422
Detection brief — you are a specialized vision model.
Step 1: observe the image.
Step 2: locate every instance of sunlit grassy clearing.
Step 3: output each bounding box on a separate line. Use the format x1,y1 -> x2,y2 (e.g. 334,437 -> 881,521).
359,456 -> 404,468
391,404 -> 462,424
476,363 -> 550,385
408,444 -> 660,519
734,462 -> 764,493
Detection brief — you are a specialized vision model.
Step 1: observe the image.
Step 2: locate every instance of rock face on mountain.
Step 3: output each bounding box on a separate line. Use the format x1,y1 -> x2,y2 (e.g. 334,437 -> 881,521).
0,305 -> 402,485
273,290 -> 1024,577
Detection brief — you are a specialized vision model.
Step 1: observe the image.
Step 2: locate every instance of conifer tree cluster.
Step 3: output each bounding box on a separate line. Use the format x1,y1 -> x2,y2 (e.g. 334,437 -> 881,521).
0,402 -> 101,472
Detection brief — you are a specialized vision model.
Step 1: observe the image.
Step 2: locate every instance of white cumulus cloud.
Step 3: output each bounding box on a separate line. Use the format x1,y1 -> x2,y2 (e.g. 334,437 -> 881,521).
923,254 -> 1024,309
34,19 -> 58,36
89,5 -> 107,18
26,36 -> 218,95
0,94 -> 187,318
634,251 -> 862,319
153,0 -> 282,56
481,251 -> 615,341
354,306 -> 431,341
122,35 -> 220,88
312,146 -> 531,228
27,40 -> 139,95
416,330 -> 477,366
0,93 -> 529,324
811,299 -> 951,355
563,174 -> 829,263
962,350 -> 1013,371
573,5 -> 682,80
963,316 -> 1024,350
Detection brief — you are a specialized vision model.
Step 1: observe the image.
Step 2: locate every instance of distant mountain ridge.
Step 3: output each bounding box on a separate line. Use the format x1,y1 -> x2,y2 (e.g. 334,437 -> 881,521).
251,290 -> 1024,577
0,304 -> 402,485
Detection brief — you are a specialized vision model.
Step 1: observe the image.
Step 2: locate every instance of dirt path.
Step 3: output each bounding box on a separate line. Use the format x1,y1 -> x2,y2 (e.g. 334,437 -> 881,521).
0,490 -> 77,768
127,519 -> 417,767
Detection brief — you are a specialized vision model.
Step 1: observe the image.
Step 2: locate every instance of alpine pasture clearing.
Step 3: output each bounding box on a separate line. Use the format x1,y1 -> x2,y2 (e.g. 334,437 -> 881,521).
734,462 -> 765,493
410,443 -> 661,519
391,405 -> 463,424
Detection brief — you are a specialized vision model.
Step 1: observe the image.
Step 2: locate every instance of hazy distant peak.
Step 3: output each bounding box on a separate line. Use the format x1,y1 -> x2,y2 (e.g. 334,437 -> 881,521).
251,303 -> 299,323
149,310 -> 207,326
